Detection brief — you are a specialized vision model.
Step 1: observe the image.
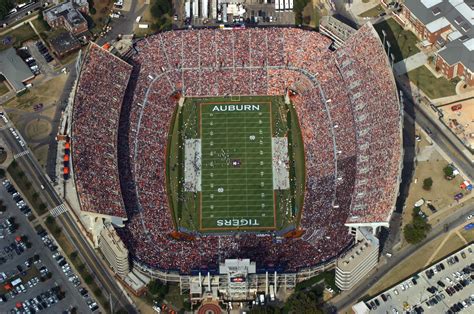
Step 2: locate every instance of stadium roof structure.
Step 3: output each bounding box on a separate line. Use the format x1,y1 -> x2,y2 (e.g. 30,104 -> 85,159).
0,48 -> 34,92
72,24 -> 402,274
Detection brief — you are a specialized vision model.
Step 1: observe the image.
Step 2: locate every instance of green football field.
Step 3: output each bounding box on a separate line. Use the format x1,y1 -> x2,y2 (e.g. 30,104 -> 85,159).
199,102 -> 276,230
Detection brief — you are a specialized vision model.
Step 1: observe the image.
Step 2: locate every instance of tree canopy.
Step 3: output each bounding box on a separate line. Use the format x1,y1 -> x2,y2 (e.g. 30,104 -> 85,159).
285,290 -> 323,314
404,208 -> 431,244
0,0 -> 14,20
150,0 -> 172,31
423,177 -> 433,190
147,279 -> 169,301
443,166 -> 454,178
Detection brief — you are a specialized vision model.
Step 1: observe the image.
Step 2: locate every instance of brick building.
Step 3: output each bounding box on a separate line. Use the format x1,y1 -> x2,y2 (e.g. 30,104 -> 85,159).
43,0 -> 89,36
400,0 -> 473,87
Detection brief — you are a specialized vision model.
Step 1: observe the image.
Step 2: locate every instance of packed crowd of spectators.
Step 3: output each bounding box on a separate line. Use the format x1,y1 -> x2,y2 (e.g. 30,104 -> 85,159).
72,44 -> 132,217
335,24 -> 402,223
73,26 -> 400,273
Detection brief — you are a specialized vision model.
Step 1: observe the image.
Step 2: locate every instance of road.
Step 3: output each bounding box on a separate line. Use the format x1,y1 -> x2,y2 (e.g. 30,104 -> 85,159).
0,0 -> 43,26
96,0 -> 143,46
331,201 -> 474,311
0,122 -> 137,313
399,83 -> 474,181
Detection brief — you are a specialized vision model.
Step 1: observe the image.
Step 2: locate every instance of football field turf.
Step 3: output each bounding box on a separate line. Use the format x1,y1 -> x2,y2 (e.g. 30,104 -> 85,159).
199,102 -> 275,230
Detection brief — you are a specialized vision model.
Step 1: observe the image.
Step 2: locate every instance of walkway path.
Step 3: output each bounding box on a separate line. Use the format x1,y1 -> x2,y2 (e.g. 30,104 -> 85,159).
394,51 -> 428,75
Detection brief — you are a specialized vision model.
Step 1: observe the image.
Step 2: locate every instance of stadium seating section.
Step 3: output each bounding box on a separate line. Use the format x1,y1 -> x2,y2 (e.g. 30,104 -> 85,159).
72,25 -> 401,273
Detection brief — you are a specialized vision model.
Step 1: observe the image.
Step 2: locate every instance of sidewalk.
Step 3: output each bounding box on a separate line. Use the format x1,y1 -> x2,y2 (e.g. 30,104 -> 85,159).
394,51 -> 428,76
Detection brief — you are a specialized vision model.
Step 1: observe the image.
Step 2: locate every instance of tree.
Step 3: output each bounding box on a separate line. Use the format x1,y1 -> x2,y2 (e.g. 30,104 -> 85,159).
39,203 -> 47,212
53,226 -> 61,235
404,208 -> 431,244
25,181 -> 32,190
84,274 -> 94,284
0,0 -> 14,20
93,288 -> 102,297
293,0 -> 310,25
32,192 -> 39,200
18,171 -> 25,178
36,8 -> 51,32
150,0 -> 171,19
147,279 -> 168,299
443,166 -> 454,179
285,290 -> 322,314
70,251 -> 78,259
423,177 -> 433,190
46,215 -> 55,225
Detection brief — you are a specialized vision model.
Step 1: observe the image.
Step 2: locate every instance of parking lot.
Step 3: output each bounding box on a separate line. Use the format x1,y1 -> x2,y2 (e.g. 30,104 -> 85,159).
24,41 -> 55,78
0,182 -> 92,313
366,244 -> 474,313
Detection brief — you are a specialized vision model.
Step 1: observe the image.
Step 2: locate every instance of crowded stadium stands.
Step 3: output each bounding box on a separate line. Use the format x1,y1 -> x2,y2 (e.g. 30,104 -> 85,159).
72,44 -> 132,218
72,25 -> 401,274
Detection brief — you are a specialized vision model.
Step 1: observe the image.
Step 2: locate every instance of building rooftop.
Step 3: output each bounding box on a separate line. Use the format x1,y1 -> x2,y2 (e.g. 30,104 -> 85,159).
336,228 -> 379,272
49,31 -> 81,55
0,48 -> 34,92
405,0 -> 474,72
426,17 -> 451,33
44,0 -> 87,28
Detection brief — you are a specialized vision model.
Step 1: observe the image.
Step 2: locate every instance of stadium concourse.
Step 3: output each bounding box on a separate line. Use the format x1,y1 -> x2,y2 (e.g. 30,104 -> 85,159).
71,24 -> 402,275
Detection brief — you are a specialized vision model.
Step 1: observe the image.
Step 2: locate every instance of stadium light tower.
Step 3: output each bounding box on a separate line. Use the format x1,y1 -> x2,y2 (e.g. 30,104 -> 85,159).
390,53 -> 395,68
381,29 -> 387,47
386,42 -> 392,59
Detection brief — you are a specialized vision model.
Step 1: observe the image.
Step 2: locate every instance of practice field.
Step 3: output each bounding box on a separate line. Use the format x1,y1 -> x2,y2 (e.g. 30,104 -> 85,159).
199,102 -> 275,230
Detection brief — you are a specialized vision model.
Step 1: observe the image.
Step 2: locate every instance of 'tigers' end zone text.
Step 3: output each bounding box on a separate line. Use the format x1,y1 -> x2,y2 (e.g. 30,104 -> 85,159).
216,219 -> 260,227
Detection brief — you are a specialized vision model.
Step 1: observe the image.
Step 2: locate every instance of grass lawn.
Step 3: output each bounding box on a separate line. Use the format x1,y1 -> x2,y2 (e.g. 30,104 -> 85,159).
90,0 -> 112,33
31,19 -> 49,34
359,4 -> 384,17
460,229 -> 474,242
407,65 -> 457,99
373,18 -> 419,62
0,23 -> 38,51
431,233 -> 465,262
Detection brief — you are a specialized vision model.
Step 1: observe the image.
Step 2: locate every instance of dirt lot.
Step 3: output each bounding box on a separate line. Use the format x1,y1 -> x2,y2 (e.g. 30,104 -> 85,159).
438,98 -> 474,150
2,75 -> 66,166
25,118 -> 52,141
401,137 -> 466,231
3,75 -> 67,114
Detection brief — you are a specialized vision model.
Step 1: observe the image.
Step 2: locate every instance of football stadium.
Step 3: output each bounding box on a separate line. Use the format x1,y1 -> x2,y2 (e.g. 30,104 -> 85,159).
70,24 -> 402,301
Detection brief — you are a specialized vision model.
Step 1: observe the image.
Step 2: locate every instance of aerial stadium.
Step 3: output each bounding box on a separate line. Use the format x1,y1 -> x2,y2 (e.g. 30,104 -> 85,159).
69,23 -> 402,302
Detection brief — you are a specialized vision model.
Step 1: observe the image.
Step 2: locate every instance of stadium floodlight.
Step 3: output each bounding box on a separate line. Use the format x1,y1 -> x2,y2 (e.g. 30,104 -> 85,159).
386,42 -> 391,58
381,29 -> 387,47
390,53 -> 395,68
